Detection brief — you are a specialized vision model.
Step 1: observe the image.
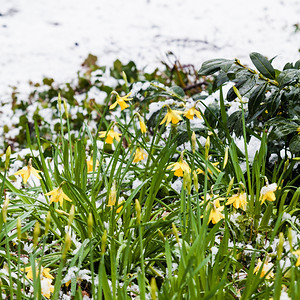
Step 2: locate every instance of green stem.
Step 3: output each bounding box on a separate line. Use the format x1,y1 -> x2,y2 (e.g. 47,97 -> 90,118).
5,224 -> 14,299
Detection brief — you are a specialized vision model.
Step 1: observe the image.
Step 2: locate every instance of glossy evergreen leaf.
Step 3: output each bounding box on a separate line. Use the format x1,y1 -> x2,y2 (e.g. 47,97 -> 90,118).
277,69 -> 300,88
227,111 -> 243,137
169,85 -> 185,98
248,83 -> 268,117
267,118 -> 298,140
198,59 -> 234,75
250,52 -> 276,79
289,135 -> 300,154
226,75 -> 256,101
267,89 -> 282,116
214,71 -> 229,90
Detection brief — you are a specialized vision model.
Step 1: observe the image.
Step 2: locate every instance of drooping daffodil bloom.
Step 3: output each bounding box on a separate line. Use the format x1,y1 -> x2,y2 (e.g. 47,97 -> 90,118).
183,105 -> 202,120
86,157 -> 99,173
133,148 -> 148,163
45,183 -> 72,207
109,91 -> 132,111
226,191 -> 247,211
99,128 -> 122,144
253,258 -> 274,279
201,194 -> 225,224
167,158 -> 191,177
160,105 -> 183,126
139,118 -> 147,134
107,181 -> 124,213
14,158 -> 42,184
208,198 -> 225,224
260,183 -> 277,204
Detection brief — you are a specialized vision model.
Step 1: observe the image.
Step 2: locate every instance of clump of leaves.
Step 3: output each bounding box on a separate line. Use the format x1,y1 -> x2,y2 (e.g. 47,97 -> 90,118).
198,52 -> 300,158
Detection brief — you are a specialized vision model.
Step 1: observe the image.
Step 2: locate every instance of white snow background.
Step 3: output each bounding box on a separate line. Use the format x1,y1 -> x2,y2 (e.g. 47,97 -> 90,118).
0,0 -> 299,99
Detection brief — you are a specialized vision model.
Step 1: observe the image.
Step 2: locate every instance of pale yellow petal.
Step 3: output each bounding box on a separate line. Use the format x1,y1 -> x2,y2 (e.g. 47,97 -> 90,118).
109,101 -> 118,110
31,167 -> 42,180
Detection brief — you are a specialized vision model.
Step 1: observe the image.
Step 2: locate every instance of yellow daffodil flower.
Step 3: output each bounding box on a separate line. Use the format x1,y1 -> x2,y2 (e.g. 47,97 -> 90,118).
208,199 -> 225,224
226,192 -> 247,211
260,183 -> 277,204
115,200 -> 124,213
86,157 -> 99,172
167,159 -> 191,177
14,158 -> 42,184
99,129 -> 122,144
201,195 -> 225,224
184,106 -> 202,120
136,113 -> 147,133
42,268 -> 54,279
297,126 -> 300,134
24,266 -> 54,280
197,162 -> 221,175
292,249 -> 300,267
139,119 -> 147,134
253,258 -> 274,279
160,105 -> 183,126
107,181 -> 117,207
133,148 -> 148,163
24,266 -> 34,280
45,185 -> 72,207
106,181 -> 123,213
109,91 -> 132,111
24,266 -> 54,299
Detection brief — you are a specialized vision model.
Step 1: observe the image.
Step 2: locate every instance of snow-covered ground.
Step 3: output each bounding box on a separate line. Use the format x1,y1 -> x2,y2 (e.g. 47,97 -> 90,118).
1,0 -> 299,98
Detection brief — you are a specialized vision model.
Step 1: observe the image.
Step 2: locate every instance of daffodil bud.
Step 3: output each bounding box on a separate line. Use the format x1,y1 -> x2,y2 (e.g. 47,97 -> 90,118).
108,181 -> 117,208
205,135 -> 210,160
135,199 -> 141,224
55,209 -> 69,216
193,170 -> 198,192
233,86 -> 242,101
288,227 -> 293,251
63,99 -> 68,118
183,170 -> 191,195
45,211 -> 51,236
88,212 -> 93,238
150,277 -> 157,300
223,146 -> 229,169
283,160 -> 289,173
138,115 -> 147,134
191,131 -> 196,153
277,232 -> 284,260
101,230 -> 107,254
33,221 -> 41,248
67,205 -> 75,228
62,232 -> 71,260
4,146 -> 11,170
226,177 -> 235,196
2,197 -> 9,223
58,93 -> 62,113
17,217 -> 22,241
121,71 -> 128,88
172,223 -> 180,244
